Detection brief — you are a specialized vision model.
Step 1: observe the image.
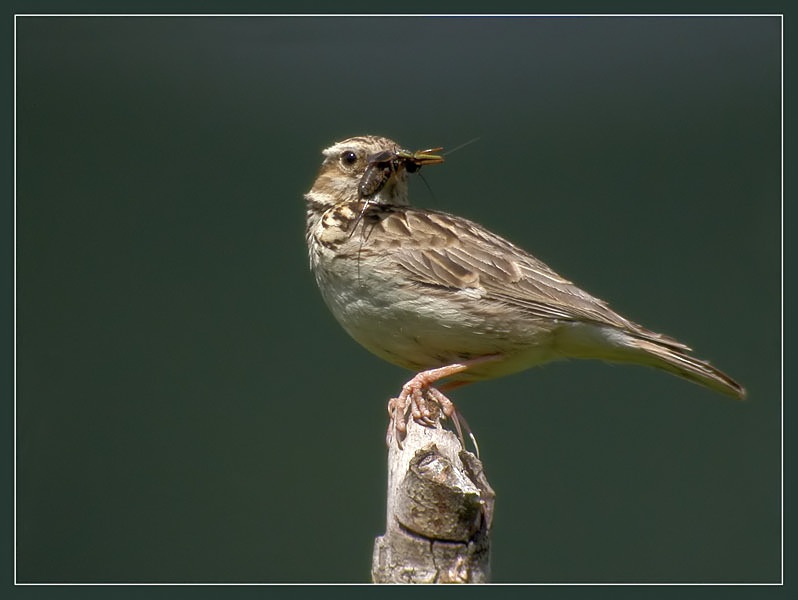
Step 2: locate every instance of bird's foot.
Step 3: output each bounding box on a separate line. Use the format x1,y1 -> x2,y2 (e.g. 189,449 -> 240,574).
386,386 -> 454,448
385,356 -> 503,451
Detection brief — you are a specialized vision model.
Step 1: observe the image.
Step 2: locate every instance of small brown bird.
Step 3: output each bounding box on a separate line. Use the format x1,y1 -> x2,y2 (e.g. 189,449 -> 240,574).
304,135 -> 745,444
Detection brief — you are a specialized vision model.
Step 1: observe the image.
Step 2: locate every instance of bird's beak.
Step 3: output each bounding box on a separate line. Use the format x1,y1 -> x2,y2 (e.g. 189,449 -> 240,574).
397,147 -> 445,168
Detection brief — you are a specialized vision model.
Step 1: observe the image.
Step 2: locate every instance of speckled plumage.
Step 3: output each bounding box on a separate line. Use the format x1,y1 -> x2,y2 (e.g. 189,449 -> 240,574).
304,135 -> 744,442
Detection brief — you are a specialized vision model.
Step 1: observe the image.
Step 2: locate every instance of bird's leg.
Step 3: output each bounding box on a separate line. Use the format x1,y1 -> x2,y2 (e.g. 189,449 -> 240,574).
386,355 -> 502,448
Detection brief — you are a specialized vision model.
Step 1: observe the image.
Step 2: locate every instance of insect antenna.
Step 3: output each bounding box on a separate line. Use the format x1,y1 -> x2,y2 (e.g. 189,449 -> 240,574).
351,199 -> 379,283
417,171 -> 437,205
412,137 -> 478,206
443,136 -> 481,157
348,198 -> 373,240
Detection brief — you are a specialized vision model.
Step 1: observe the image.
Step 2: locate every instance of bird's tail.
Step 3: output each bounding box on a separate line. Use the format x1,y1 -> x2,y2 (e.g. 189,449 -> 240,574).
624,335 -> 746,400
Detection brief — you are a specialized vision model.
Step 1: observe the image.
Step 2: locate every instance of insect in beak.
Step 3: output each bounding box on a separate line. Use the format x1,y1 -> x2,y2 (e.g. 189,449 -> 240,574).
358,147 -> 444,198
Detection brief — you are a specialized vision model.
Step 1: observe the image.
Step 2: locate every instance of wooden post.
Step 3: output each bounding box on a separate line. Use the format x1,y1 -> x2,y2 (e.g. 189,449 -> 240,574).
371,403 -> 495,583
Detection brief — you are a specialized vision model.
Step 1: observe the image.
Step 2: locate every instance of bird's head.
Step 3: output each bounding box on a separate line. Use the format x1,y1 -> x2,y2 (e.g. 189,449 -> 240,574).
307,135 -> 443,208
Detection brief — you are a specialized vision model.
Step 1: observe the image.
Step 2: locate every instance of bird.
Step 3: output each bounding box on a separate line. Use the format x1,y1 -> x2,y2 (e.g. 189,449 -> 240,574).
304,135 -> 745,445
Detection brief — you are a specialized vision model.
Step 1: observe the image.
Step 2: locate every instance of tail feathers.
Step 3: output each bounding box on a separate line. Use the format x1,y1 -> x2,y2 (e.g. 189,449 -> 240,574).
627,337 -> 746,400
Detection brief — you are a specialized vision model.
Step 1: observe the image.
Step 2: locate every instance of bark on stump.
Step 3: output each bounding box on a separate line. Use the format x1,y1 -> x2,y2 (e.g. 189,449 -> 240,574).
371,403 -> 495,583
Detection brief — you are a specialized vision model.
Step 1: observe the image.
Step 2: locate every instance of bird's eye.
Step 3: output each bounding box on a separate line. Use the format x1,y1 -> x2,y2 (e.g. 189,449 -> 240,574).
340,151 -> 358,166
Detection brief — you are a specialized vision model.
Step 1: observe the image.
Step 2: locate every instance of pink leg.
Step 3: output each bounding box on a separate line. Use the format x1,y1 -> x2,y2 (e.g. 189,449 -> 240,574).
386,355 -> 503,447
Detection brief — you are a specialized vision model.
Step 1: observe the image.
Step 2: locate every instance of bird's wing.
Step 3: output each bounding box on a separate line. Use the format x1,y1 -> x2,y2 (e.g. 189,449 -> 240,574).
370,206 -> 690,352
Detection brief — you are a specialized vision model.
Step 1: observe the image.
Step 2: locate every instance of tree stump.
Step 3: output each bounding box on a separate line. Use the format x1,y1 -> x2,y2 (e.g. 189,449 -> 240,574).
371,401 -> 495,583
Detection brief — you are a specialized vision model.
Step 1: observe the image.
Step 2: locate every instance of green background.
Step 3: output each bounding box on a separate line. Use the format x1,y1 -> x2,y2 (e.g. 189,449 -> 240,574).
16,16 -> 780,583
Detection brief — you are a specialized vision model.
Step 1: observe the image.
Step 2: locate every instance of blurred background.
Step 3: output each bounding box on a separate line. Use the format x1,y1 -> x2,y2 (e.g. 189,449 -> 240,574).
16,16 -> 780,583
